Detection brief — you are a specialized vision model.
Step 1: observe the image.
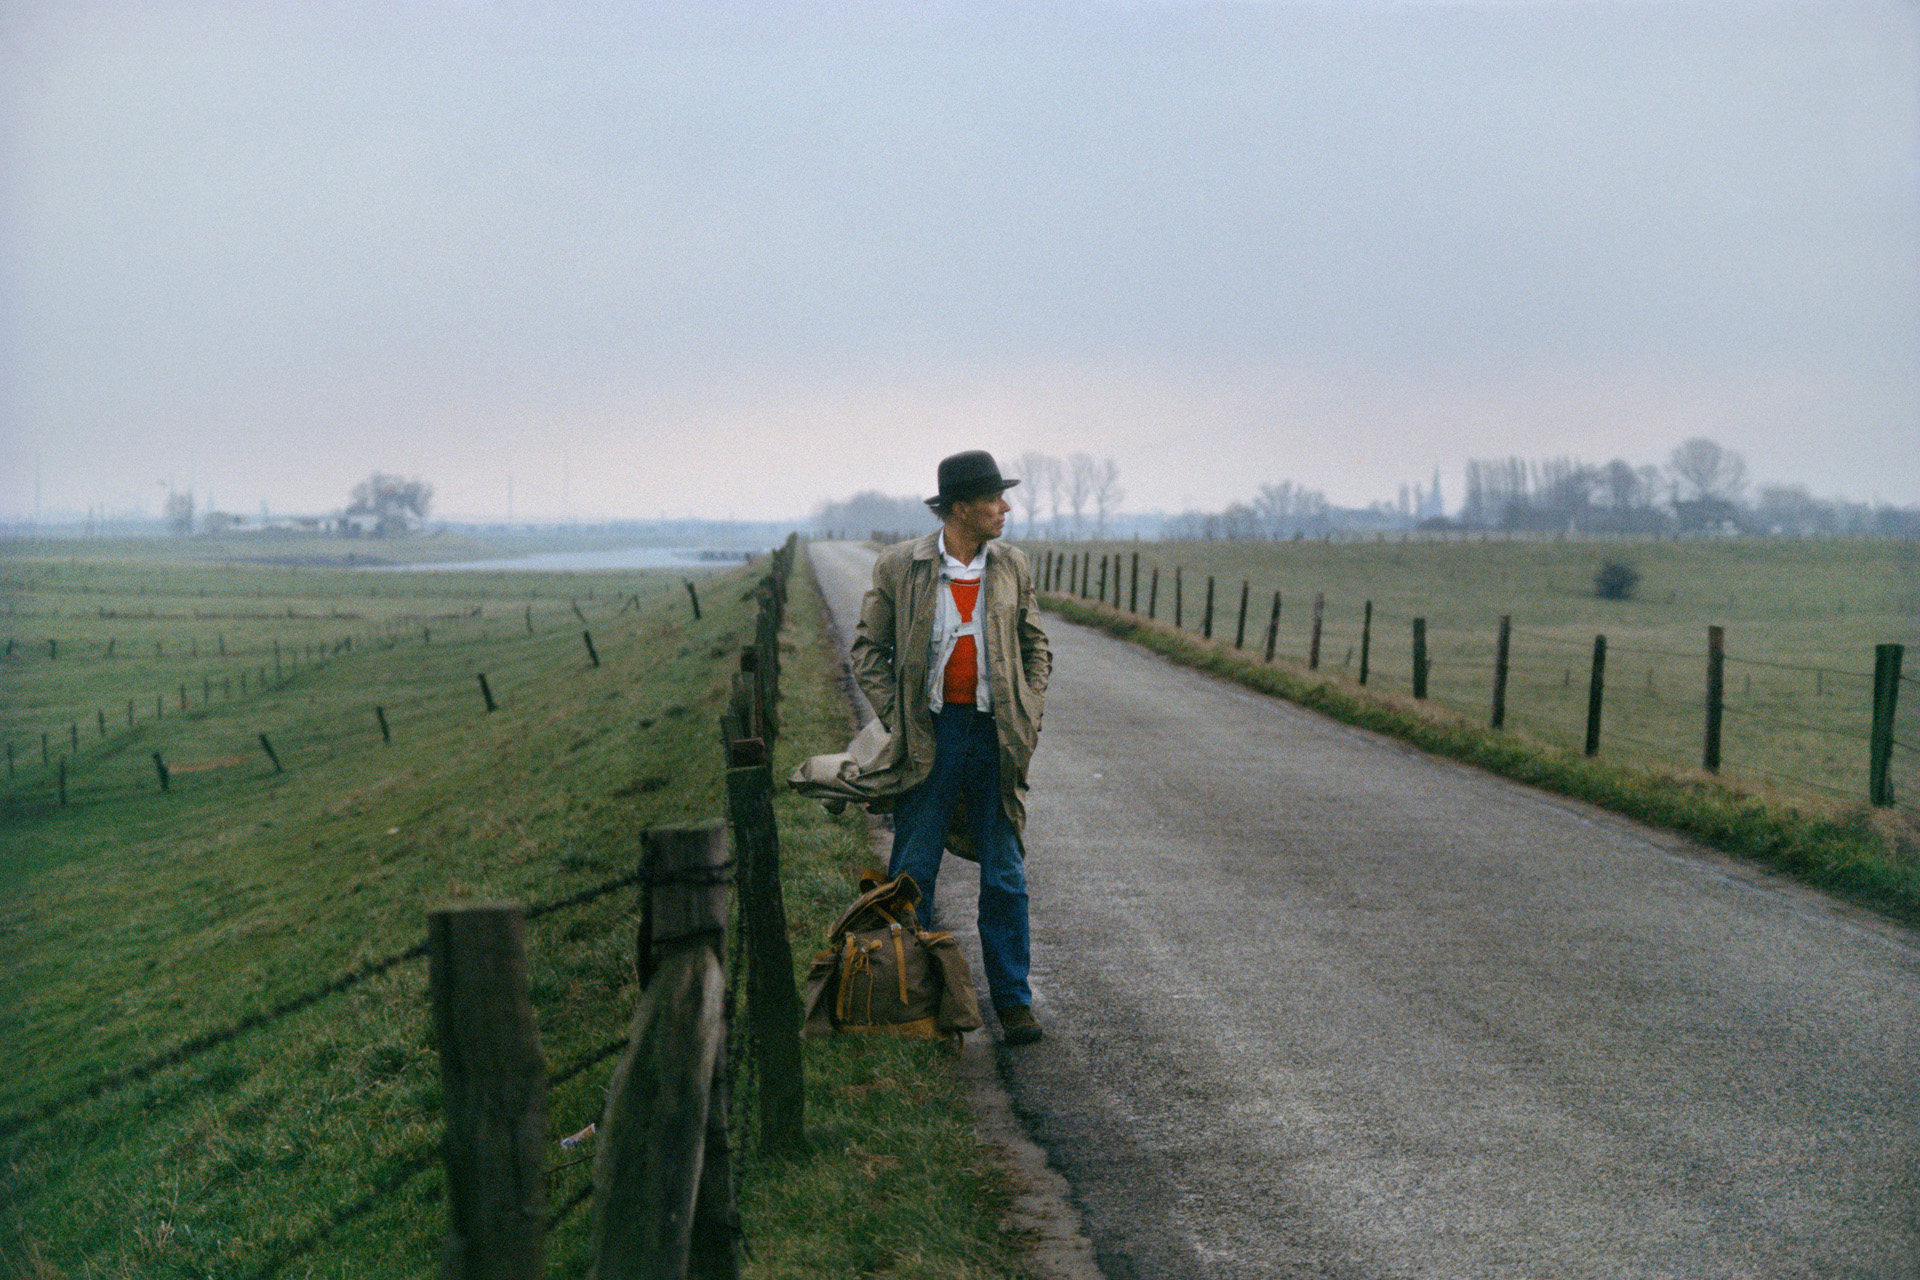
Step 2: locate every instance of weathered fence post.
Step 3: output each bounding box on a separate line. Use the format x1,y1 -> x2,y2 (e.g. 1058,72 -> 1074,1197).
1412,619 -> 1428,699
594,823 -> 736,1280
1202,577 -> 1215,640
1585,635 -> 1607,756
1870,644 -> 1903,806
478,674 -> 498,713
1234,581 -> 1249,649
1703,626 -> 1724,773
725,760 -> 806,1157
429,904 -> 548,1280
1174,569 -> 1183,629
1491,615 -> 1511,728
1129,553 -> 1140,613
1097,556 -> 1107,603
376,706 -> 392,745
1309,593 -> 1325,670
583,631 -> 601,668
259,733 -> 283,772
1264,591 -> 1281,663
684,580 -> 702,621
1148,567 -> 1159,620
152,752 -> 169,792
1359,600 -> 1373,685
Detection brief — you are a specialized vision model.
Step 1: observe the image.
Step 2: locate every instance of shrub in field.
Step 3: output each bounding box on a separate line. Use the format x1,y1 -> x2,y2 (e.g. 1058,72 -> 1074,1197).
1593,559 -> 1640,599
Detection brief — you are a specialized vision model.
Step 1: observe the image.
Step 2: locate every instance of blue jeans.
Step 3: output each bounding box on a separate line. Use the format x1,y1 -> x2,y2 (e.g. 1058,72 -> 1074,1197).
888,706 -> 1032,1010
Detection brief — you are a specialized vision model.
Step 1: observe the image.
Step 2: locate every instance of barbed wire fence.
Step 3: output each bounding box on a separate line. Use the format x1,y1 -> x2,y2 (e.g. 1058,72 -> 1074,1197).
1039,547 -> 1915,816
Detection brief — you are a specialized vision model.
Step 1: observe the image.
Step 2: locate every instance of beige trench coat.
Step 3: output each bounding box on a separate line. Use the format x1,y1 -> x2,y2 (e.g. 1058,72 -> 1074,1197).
793,532 -> 1051,847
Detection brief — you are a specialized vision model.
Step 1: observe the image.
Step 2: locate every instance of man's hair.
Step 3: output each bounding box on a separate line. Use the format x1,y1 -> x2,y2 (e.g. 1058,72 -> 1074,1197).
928,498 -> 955,521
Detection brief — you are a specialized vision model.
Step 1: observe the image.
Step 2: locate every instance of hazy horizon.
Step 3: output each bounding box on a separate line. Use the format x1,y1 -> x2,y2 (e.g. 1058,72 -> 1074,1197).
5,1 -> 1916,525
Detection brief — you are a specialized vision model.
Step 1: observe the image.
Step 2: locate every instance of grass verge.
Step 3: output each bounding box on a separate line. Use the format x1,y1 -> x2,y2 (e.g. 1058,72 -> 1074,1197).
1043,592 -> 1920,927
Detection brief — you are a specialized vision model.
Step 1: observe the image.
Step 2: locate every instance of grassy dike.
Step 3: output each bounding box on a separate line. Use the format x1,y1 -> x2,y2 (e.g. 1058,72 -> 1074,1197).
0,544 -> 1031,1280
1043,593 -> 1920,927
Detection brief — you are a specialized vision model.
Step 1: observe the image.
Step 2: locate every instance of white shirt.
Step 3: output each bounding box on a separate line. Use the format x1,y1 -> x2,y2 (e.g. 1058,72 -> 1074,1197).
928,531 -> 991,713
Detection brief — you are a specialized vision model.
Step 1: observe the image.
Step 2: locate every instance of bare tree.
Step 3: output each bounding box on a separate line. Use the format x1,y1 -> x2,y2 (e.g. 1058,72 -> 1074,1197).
347,473 -> 433,537
1091,458 -> 1123,537
1668,438 -> 1747,503
1065,453 -> 1097,540
1011,452 -> 1053,539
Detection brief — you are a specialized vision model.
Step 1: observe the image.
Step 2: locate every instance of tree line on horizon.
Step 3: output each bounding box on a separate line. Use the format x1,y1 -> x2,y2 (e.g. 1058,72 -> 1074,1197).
815,437 -> 1918,543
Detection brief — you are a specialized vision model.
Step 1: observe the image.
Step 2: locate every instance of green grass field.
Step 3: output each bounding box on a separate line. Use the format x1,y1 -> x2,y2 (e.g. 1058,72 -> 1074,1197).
1,538 -> 1032,1280
1027,536 -> 1920,812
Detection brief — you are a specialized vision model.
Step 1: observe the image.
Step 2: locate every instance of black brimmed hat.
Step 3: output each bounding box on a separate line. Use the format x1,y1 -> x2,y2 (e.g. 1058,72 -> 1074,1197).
926,450 -> 1018,508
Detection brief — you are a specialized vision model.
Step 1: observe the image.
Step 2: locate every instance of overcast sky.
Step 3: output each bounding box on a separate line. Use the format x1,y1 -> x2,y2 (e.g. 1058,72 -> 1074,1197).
3,0 -> 1915,523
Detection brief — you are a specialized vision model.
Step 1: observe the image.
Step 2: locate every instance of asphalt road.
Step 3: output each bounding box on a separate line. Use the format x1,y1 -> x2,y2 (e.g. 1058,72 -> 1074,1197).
808,541 -> 1920,1280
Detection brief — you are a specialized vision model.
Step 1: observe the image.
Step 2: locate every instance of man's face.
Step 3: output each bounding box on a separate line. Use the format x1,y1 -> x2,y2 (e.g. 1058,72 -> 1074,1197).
951,492 -> 1009,542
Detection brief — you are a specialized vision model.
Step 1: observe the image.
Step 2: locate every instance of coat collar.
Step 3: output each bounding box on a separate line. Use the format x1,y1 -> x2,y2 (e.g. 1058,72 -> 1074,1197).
911,529 -> 1002,568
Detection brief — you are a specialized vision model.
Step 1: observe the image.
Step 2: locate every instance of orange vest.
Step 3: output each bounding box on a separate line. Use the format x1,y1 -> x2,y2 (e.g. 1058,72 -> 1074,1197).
942,578 -> 981,705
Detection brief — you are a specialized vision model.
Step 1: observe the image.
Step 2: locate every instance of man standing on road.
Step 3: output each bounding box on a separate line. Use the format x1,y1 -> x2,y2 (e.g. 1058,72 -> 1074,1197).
850,450 -> 1053,1044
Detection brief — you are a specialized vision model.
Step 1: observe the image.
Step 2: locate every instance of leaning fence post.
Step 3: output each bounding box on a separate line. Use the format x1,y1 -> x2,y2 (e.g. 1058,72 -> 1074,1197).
429,904 -> 548,1280
594,823 -> 735,1280
478,674 -> 498,713
725,760 -> 806,1157
1491,615 -> 1511,728
1412,619 -> 1428,699
1703,626 -> 1724,773
583,631 -> 601,668
1359,600 -> 1373,685
259,733 -> 283,772
1870,644 -> 1903,806
1585,635 -> 1607,756
1264,591 -> 1281,663
684,580 -> 702,621
1234,581 -> 1249,649
375,706 -> 392,745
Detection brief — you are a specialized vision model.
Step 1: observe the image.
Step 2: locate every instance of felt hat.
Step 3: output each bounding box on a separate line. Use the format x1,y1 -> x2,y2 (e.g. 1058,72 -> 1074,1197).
926,450 -> 1019,508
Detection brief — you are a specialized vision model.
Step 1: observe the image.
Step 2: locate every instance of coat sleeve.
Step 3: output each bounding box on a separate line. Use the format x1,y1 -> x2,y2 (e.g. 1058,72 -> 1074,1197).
1016,555 -> 1051,695
850,556 -> 900,731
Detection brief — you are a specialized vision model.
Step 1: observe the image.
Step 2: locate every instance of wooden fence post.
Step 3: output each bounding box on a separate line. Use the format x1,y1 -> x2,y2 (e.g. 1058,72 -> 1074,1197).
1703,626 -> 1724,773
583,631 -> 601,668
152,752 -> 169,792
1412,619 -> 1428,699
1491,615 -> 1511,728
1359,601 -> 1373,685
1097,556 -> 1107,603
478,674 -> 498,713
595,823 -> 736,1280
429,905 -> 548,1280
1129,553 -> 1140,613
1234,581 -> 1249,649
1870,644 -> 1903,806
1309,593 -> 1325,670
1202,577 -> 1215,640
725,764 -> 806,1157
1148,567 -> 1159,620
685,580 -> 702,620
375,707 -> 392,745
1264,592 -> 1281,663
1585,635 -> 1607,756
1174,569 -> 1183,629
259,734 -> 283,772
